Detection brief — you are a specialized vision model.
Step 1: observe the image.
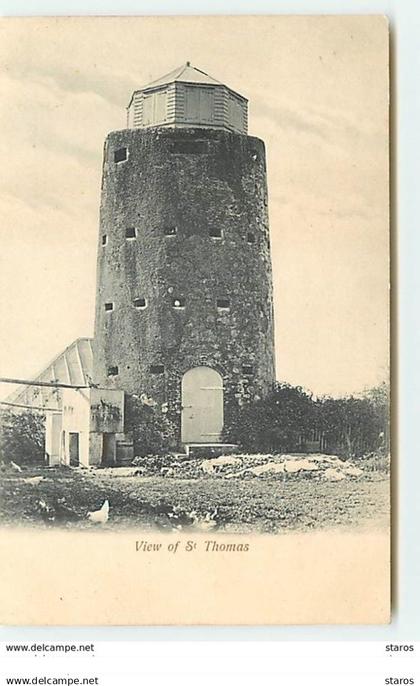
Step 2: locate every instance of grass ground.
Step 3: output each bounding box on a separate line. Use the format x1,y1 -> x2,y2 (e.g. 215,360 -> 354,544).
0,463 -> 389,533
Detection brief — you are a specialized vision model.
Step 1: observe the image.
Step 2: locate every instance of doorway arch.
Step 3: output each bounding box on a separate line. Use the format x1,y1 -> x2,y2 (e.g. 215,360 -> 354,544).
181,367 -> 224,443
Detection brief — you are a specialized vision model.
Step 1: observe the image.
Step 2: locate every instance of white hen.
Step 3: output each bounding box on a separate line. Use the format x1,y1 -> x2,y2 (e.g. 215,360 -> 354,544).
87,499 -> 109,524
192,507 -> 219,531
23,476 -> 44,485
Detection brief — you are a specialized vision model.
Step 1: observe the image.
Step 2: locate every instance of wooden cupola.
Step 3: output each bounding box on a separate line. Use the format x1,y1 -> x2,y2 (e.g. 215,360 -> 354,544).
126,62 -> 248,134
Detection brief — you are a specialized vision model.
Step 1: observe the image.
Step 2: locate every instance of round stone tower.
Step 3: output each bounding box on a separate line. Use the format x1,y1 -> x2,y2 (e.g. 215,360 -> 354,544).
93,63 -> 276,448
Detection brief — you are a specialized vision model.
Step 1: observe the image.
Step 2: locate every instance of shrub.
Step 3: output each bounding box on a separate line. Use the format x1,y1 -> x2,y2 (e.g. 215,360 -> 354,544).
124,396 -> 174,457
0,409 -> 45,464
224,381 -> 389,458
316,385 -> 389,458
224,382 -> 316,453
360,452 -> 390,473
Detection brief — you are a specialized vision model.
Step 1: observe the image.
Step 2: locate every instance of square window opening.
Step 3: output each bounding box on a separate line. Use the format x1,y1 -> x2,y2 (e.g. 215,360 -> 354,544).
242,365 -> 254,375
172,297 -> 185,309
104,302 -> 114,312
217,298 -> 230,310
209,227 -> 223,239
114,147 -> 128,163
164,225 -> 177,236
125,227 -> 136,239
107,366 -> 119,376
247,232 -> 256,244
150,364 -> 165,374
134,298 -> 147,309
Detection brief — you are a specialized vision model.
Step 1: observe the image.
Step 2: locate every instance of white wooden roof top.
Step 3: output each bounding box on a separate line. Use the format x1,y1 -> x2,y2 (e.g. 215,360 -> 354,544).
127,63 -> 246,109
142,62 -> 222,90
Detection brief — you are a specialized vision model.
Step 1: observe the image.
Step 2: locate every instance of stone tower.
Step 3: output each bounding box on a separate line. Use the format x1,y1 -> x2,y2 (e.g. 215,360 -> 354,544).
93,63 -> 276,448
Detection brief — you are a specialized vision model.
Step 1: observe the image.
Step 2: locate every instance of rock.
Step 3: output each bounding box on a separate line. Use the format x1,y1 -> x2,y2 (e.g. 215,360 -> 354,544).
248,462 -> 286,476
283,459 -> 319,473
305,454 -> 336,463
324,468 -> 346,481
332,459 -> 348,468
201,455 -> 242,474
107,467 -> 142,477
291,459 -> 318,471
343,465 -> 363,477
225,468 -> 248,479
139,393 -> 157,407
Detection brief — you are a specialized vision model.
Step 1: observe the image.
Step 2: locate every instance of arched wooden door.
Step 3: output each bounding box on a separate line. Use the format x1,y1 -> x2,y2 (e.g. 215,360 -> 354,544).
181,367 -> 224,443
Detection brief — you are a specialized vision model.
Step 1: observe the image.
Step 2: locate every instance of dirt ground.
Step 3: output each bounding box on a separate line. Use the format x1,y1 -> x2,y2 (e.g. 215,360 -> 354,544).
0,463 -> 390,533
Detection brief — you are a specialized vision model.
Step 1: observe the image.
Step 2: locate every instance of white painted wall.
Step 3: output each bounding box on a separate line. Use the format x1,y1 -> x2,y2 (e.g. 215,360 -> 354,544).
61,388 -> 90,467
57,388 -> 124,467
45,412 -> 62,466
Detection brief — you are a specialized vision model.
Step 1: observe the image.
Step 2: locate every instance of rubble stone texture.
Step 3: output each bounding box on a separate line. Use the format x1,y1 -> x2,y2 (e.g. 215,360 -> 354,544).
93,126 -> 276,446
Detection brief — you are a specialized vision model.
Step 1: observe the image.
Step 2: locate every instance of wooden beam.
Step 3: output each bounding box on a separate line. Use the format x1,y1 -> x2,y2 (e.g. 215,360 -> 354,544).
0,377 -> 89,390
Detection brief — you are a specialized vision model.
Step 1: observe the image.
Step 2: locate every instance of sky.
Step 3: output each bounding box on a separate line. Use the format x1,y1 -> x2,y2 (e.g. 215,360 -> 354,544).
0,15 -> 389,399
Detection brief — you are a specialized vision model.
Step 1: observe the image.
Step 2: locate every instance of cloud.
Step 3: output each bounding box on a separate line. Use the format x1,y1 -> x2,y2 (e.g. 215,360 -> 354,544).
252,99 -> 329,142
251,90 -> 385,156
0,72 -> 122,216
6,60 -> 136,109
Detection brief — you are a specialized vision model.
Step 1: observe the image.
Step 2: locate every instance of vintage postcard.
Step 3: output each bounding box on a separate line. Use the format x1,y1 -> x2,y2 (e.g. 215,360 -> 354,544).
0,15 -> 390,624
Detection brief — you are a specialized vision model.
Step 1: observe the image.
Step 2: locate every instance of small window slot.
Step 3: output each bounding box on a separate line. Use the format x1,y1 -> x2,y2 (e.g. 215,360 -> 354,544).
107,366 -> 119,376
104,302 -> 114,312
133,298 -> 147,309
114,147 -> 128,163
209,227 -> 223,239
170,140 -> 208,155
172,297 -> 185,309
125,227 -> 136,239
102,234 -> 107,246
242,365 -> 254,375
150,364 -> 164,374
164,225 -> 177,236
247,232 -> 255,244
217,298 -> 230,310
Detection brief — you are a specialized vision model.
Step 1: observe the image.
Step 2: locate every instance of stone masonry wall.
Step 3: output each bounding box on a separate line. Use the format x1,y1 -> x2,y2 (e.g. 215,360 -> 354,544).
93,127 -> 276,446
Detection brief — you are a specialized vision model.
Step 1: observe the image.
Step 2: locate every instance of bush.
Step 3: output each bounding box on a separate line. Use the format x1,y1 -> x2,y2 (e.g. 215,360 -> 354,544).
317,384 -> 389,458
124,396 -> 174,457
224,382 -> 315,453
0,409 -> 45,464
360,453 -> 390,473
224,381 -> 389,458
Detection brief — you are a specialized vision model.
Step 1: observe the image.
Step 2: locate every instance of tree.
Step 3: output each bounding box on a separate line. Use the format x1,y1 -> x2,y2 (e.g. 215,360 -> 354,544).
224,381 -> 389,458
224,382 -> 316,453
361,381 -> 390,453
0,409 -> 45,464
316,387 -> 388,458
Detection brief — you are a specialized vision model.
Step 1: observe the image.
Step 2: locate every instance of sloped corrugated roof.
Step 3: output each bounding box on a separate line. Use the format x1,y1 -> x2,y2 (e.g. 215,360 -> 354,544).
6,338 -> 93,410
